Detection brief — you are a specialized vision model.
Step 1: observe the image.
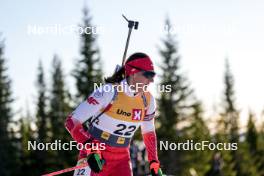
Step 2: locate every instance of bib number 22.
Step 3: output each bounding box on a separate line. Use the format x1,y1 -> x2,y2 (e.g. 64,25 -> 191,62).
113,124 -> 136,136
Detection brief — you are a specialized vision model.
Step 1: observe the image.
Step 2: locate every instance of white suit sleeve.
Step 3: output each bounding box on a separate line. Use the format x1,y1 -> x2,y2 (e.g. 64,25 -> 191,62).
141,94 -> 156,134
71,84 -> 114,123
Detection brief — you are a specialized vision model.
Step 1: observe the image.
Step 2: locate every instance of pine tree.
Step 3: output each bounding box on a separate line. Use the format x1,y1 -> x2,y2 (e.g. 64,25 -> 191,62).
18,108 -> 36,176
213,59 -> 238,176
181,101 -> 213,176
223,59 -> 239,144
0,36 -> 18,176
244,111 -> 263,176
213,59 -> 260,176
157,18 -> 195,175
35,60 -> 49,174
73,7 -> 103,101
256,120 -> 264,175
49,55 -> 76,170
222,59 -> 244,175
246,111 -> 258,154
157,18 -> 195,139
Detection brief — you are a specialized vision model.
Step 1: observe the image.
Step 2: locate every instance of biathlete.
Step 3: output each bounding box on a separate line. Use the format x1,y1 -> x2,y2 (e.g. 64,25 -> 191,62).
65,52 -> 163,176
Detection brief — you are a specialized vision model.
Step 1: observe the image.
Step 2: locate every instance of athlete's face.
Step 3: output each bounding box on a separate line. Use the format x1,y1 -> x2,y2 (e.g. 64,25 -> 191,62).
130,71 -> 155,93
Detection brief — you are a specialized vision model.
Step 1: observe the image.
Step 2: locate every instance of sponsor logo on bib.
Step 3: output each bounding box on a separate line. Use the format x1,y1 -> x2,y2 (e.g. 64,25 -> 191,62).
132,109 -> 142,121
116,109 -> 131,117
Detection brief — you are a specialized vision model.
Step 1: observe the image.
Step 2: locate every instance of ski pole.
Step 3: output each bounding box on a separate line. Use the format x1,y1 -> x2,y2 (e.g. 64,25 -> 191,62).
41,163 -> 88,176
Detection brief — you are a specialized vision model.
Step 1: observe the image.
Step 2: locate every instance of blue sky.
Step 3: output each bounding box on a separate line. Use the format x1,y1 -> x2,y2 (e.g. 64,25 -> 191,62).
1,0 -> 264,129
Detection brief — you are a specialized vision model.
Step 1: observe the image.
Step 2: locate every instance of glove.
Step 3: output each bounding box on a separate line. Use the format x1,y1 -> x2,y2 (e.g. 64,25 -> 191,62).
87,150 -> 105,173
150,160 -> 163,176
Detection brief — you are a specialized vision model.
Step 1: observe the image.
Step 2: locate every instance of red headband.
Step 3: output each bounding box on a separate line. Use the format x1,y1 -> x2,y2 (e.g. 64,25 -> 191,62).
125,57 -> 154,76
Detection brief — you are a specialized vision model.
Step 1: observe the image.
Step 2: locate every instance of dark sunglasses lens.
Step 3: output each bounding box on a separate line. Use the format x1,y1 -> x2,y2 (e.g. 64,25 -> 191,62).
143,71 -> 155,79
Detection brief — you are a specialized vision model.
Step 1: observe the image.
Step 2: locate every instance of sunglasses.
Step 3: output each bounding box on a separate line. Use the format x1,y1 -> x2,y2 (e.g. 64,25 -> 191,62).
127,64 -> 156,79
142,71 -> 156,79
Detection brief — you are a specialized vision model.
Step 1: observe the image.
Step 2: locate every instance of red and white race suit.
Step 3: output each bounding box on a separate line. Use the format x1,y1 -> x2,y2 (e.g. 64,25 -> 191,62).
66,79 -> 159,176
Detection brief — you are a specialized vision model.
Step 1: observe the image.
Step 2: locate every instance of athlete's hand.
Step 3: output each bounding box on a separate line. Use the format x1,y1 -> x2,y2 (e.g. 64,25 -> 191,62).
150,160 -> 163,176
87,150 -> 105,173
